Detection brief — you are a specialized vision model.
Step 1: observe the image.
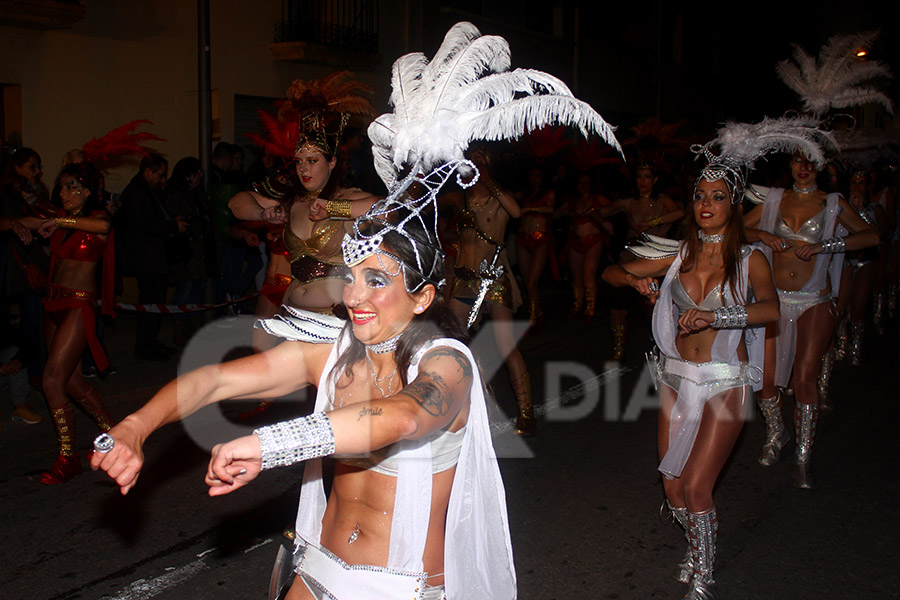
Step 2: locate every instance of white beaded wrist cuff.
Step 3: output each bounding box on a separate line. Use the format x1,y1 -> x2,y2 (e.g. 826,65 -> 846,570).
254,412 -> 335,470
712,305 -> 748,329
820,237 -> 846,254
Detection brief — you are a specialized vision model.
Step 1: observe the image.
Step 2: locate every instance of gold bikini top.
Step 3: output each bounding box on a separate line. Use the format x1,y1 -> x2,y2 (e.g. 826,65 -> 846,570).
283,188 -> 362,261
283,220 -> 344,262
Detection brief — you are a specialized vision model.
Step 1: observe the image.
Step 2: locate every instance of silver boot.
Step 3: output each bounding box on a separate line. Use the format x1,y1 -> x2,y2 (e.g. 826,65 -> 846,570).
818,349 -> 834,411
792,403 -> 818,489
684,509 -> 718,600
849,321 -> 864,367
833,316 -> 849,361
662,500 -> 693,583
757,392 -> 790,466
873,292 -> 885,335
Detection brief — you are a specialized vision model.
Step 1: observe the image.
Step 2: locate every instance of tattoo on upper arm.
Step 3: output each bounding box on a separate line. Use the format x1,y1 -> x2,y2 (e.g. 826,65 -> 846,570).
402,372 -> 452,416
399,348 -> 474,417
421,347 -> 473,383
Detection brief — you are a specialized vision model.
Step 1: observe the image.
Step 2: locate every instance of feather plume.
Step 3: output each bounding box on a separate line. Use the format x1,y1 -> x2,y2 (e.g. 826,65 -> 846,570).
275,71 -> 374,156
278,70 -> 374,121
369,21 -> 622,189
776,31 -> 893,116
516,126 -> 573,159
81,120 -> 166,170
568,137 -> 622,171
621,117 -> 691,174
705,114 -> 839,170
244,109 -> 299,161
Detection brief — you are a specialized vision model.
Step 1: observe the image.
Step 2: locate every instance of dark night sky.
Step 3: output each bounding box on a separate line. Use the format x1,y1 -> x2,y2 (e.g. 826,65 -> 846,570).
426,2 -> 897,140
576,2 -> 899,135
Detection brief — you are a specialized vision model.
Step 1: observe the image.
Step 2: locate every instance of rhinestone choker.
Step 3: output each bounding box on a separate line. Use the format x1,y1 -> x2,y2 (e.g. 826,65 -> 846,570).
793,183 -> 817,194
365,333 -> 402,354
698,230 -> 725,243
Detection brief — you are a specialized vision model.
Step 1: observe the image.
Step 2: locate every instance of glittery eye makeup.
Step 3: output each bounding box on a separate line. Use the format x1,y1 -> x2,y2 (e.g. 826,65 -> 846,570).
364,270 -> 390,289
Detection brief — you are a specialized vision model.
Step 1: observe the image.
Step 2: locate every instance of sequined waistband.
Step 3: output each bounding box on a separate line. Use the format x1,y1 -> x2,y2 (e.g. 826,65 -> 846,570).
659,355 -> 748,387
776,288 -> 832,309
46,285 -> 97,302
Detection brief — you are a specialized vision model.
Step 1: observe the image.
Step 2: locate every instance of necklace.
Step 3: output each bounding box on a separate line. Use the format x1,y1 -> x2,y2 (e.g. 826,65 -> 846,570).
698,231 -> 725,243
793,183 -> 817,194
365,333 -> 402,354
366,352 -> 398,398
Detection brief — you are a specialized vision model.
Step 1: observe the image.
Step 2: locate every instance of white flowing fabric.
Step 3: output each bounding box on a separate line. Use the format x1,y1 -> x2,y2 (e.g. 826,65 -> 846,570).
294,329 -> 517,599
757,188 -> 842,388
652,243 -> 763,478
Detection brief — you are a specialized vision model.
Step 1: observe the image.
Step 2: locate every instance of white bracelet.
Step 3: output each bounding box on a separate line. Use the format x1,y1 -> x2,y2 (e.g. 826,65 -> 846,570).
711,305 -> 748,329
254,412 -> 335,470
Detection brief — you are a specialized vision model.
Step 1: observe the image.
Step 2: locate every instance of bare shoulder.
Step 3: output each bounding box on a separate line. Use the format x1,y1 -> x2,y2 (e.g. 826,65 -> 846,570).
419,345 -> 474,381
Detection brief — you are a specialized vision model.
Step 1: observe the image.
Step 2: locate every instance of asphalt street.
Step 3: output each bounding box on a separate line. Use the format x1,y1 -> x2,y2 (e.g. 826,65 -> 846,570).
1,287 -> 898,599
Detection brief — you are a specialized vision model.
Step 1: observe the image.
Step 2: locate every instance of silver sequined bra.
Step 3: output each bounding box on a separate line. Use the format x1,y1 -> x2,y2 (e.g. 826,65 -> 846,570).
671,274 -> 728,314
774,207 -> 826,244
335,426 -> 466,477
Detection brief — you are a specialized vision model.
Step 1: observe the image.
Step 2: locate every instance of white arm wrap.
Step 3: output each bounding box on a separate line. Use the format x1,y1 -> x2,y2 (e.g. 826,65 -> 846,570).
254,412 -> 335,470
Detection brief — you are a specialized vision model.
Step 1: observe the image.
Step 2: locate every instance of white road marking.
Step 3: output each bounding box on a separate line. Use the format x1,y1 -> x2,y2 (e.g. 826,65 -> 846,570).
106,538 -> 274,599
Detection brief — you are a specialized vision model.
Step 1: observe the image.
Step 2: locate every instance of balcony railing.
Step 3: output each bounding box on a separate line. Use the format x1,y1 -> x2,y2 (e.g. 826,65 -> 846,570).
274,0 -> 379,55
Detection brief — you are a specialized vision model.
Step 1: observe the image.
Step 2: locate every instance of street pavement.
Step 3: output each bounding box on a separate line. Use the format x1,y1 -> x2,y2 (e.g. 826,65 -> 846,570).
1,289 -> 898,599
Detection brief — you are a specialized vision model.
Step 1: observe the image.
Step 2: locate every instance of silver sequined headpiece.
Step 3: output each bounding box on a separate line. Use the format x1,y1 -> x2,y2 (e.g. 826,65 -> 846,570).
692,146 -> 748,205
341,159 -> 478,293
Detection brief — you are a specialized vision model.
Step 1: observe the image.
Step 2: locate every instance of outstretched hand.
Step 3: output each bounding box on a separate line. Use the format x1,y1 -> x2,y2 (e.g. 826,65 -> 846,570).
38,219 -> 58,238
628,274 -> 660,302
206,434 -> 262,497
90,418 -> 146,495
11,219 -> 32,244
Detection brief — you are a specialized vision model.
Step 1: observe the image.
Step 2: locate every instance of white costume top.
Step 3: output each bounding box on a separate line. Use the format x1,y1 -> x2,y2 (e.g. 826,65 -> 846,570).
652,242 -> 764,478
756,188 -> 843,387
757,188 -> 844,296
294,329 -> 517,600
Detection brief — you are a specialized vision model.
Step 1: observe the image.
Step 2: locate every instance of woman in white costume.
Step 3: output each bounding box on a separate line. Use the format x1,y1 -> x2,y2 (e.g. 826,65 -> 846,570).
603,149 -> 779,600
744,151 -> 878,488
92,21 -> 623,599
92,169 -> 515,599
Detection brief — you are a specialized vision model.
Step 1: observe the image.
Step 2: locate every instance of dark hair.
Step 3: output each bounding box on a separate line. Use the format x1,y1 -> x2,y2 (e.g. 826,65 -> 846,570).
680,176 -> 748,304
170,156 -> 202,187
139,153 -> 168,173
212,142 -> 233,161
0,147 -> 41,187
329,203 -> 468,391
54,161 -> 104,215
817,160 -> 845,194
294,146 -> 345,201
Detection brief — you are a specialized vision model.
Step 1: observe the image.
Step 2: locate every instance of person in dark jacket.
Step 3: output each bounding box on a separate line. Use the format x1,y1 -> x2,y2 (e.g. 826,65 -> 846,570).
117,154 -> 185,360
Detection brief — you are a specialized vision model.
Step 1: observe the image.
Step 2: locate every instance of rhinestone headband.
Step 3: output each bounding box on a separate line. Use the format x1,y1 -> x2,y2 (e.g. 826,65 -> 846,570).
342,159 -> 477,293
692,145 -> 748,205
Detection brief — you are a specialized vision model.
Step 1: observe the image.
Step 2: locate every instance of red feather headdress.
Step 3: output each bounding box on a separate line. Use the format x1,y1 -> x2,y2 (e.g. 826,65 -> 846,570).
81,120 -> 166,171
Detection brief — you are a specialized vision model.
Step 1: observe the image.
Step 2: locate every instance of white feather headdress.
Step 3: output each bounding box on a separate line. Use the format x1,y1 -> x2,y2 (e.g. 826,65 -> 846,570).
367,21 -> 623,190
345,21 -> 623,296
776,30 -> 894,117
693,114 -> 839,203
